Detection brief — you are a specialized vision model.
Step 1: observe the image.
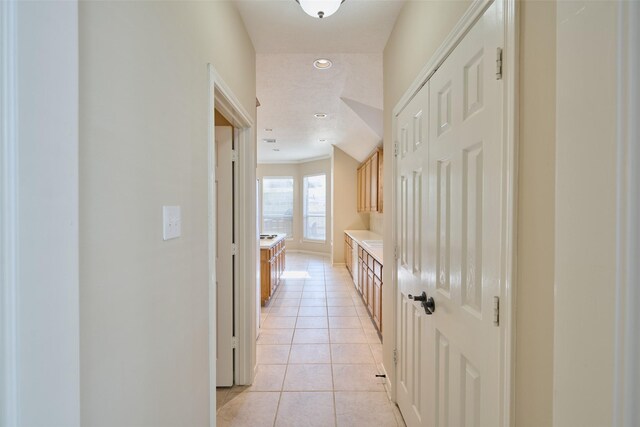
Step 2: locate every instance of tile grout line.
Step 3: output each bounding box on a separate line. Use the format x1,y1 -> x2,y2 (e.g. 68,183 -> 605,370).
326,269 -> 340,427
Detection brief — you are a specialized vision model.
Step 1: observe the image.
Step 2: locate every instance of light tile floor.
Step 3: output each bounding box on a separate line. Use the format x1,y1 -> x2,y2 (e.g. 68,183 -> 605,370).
217,253 -> 406,427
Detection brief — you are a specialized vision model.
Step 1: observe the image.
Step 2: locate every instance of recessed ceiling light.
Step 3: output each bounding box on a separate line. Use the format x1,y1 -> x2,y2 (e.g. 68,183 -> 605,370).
314,113 -> 327,119
313,58 -> 332,69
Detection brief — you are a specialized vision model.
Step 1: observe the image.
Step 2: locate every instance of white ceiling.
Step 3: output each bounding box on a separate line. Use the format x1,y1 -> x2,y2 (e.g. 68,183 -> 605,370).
256,53 -> 383,163
235,0 -> 405,54
235,0 -> 404,164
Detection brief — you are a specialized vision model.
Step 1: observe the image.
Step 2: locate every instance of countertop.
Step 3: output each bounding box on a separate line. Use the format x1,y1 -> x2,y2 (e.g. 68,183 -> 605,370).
344,230 -> 383,264
259,234 -> 287,249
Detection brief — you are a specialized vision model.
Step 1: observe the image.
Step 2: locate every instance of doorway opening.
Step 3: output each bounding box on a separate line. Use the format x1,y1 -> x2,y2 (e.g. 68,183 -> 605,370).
208,64 -> 257,421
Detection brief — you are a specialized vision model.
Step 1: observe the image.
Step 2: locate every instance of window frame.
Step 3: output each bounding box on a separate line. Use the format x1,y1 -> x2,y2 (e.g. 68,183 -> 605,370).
261,176 -> 295,240
302,173 -> 327,243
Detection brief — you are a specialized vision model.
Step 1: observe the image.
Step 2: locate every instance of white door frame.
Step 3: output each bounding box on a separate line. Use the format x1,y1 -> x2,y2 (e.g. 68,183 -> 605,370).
389,0 -> 518,425
208,64 -> 257,423
2,1 -> 81,425
613,1 -> 640,425
1,1 -> 19,424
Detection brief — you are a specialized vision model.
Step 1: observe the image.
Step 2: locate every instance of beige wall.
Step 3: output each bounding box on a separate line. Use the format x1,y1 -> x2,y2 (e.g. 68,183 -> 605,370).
331,147 -> 369,264
257,158 -> 332,255
516,2 -> 556,426
382,0 -> 472,395
369,212 -> 384,235
79,2 -> 256,425
554,1 -> 618,425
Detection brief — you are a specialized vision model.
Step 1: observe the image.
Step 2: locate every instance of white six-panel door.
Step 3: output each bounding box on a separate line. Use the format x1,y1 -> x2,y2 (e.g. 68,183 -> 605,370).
216,126 -> 235,386
396,81 -> 431,427
396,2 -> 503,426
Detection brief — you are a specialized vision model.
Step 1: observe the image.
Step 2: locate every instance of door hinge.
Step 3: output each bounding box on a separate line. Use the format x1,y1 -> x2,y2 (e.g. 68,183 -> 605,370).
393,348 -> 398,365
496,47 -> 503,80
394,245 -> 399,260
231,243 -> 238,256
231,149 -> 239,162
231,336 -> 239,349
394,141 -> 399,157
493,296 -> 500,326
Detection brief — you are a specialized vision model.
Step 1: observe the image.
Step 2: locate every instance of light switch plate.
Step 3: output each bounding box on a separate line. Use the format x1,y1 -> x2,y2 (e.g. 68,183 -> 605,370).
162,206 -> 181,240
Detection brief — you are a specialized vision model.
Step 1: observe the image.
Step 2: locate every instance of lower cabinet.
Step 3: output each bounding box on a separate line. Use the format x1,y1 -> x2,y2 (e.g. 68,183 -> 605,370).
350,235 -> 383,336
344,234 -> 353,277
366,268 -> 374,314
261,240 -> 285,306
373,276 -> 382,332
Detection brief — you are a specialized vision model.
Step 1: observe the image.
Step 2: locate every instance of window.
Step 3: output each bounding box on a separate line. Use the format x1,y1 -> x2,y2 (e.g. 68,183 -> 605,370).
262,177 -> 294,238
303,174 -> 326,241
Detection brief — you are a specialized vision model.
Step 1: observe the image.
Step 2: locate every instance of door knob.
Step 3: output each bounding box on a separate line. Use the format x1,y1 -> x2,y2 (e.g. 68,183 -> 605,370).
423,296 -> 435,315
408,292 -> 427,302
408,291 -> 435,315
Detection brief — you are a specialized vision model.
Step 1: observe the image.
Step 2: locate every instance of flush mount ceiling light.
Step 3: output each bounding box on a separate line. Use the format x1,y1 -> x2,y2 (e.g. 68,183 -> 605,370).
313,58 -> 332,69
314,113 -> 328,119
296,0 -> 345,19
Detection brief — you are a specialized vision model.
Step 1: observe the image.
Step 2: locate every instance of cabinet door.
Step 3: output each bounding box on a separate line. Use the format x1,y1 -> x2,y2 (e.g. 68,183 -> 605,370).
373,276 -> 382,332
359,167 -> 366,212
260,251 -> 271,306
362,262 -> 368,304
370,151 -> 379,212
377,150 -> 384,213
356,255 -> 361,294
357,168 -> 362,212
366,269 -> 374,312
272,257 -> 278,293
344,236 -> 351,274
364,160 -> 371,211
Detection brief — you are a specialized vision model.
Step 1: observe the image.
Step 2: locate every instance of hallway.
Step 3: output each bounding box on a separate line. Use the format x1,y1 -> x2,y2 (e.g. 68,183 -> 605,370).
216,253 -> 405,427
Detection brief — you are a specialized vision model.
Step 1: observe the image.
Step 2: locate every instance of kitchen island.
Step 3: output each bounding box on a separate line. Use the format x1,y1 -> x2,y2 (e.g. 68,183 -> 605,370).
260,234 -> 286,306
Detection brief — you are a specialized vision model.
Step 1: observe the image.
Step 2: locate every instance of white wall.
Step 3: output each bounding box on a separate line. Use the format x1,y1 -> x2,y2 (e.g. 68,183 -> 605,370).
13,1 -> 81,425
331,146 -> 369,264
79,2 -> 256,425
553,1 -> 619,425
257,158 -> 332,255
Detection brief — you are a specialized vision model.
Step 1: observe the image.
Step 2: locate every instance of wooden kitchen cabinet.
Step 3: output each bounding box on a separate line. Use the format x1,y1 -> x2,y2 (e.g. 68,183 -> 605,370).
364,160 -> 371,211
354,240 -> 383,335
373,275 -> 382,332
370,151 -> 378,211
344,234 -> 353,277
260,236 -> 286,306
356,148 -> 383,213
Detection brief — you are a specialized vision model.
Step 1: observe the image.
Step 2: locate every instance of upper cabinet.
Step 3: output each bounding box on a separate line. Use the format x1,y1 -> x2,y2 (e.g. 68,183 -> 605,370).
357,148 -> 383,213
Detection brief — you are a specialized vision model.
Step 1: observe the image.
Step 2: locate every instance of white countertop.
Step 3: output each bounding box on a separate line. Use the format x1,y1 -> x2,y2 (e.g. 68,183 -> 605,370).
344,230 -> 384,264
259,234 -> 287,249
